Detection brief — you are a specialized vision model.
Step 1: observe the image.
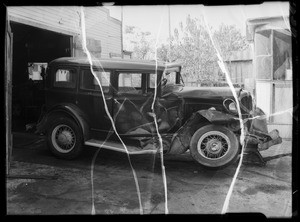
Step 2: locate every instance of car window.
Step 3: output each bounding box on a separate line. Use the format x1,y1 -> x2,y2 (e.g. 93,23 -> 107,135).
118,73 -> 142,94
149,74 -> 156,88
149,72 -> 177,90
164,71 -> 177,85
81,70 -> 110,93
54,68 -> 76,88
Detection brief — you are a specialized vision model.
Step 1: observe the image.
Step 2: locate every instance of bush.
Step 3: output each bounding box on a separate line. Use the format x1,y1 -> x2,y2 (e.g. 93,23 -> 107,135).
199,81 -> 244,88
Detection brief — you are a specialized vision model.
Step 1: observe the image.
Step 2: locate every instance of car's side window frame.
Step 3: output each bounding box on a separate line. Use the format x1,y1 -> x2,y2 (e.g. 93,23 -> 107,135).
79,67 -> 112,94
116,70 -> 144,95
52,65 -> 78,90
146,71 -> 163,97
113,69 -> 163,97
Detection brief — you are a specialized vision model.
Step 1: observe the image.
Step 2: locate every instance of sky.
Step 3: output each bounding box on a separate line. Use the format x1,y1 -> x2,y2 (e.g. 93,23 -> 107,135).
105,1 -> 290,44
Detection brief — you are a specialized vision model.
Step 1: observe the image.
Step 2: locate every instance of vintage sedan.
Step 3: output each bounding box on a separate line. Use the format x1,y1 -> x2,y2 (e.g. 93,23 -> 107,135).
36,57 -> 282,168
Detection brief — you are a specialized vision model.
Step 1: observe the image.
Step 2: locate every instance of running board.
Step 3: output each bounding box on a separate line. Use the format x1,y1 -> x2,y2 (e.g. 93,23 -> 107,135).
84,139 -> 157,155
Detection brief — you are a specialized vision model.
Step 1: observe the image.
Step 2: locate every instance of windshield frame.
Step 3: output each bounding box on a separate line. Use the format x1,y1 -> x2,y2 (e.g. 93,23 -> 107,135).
162,68 -> 184,86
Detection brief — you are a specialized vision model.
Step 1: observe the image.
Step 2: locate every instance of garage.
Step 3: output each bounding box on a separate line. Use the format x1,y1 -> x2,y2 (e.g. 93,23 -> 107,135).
5,6 -> 123,175
6,6 -> 122,134
10,22 -> 73,131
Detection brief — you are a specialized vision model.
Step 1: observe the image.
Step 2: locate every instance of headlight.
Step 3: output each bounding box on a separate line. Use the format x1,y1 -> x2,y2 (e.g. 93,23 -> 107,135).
223,98 -> 238,114
228,102 -> 237,112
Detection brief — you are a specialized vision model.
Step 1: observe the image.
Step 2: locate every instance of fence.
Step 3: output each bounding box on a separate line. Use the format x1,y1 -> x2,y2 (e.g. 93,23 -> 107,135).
184,48 -> 253,87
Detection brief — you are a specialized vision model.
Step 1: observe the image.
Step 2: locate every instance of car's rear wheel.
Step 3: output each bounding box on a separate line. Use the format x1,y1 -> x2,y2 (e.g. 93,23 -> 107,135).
190,124 -> 239,168
47,116 -> 83,159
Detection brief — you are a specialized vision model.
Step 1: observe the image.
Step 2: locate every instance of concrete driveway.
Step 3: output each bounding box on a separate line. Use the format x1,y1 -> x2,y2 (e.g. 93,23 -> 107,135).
6,132 -> 292,216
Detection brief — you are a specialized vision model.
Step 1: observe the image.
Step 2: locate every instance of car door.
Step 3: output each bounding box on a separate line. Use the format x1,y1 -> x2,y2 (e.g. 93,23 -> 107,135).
113,71 -> 158,135
77,67 -> 113,133
46,66 -> 78,107
113,70 -> 184,136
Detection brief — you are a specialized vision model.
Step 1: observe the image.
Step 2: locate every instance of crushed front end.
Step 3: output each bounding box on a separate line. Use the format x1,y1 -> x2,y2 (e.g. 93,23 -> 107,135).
238,91 -> 283,165
168,88 -> 283,166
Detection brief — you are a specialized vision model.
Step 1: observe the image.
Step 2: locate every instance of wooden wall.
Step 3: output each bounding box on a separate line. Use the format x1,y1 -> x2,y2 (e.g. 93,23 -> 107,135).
226,60 -> 253,84
7,6 -> 122,58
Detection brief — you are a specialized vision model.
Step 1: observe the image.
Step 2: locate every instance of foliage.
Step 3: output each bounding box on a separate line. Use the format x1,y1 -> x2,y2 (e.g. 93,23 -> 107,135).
165,15 -> 219,82
123,16 -> 249,84
123,26 -> 155,60
213,23 -> 249,61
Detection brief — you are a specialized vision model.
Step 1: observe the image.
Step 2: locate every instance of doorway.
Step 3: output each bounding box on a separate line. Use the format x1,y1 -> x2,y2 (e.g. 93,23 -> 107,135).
10,22 -> 72,131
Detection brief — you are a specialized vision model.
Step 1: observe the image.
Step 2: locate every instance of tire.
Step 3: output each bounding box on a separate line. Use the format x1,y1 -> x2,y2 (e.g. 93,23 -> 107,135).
46,116 -> 83,159
189,124 -> 239,169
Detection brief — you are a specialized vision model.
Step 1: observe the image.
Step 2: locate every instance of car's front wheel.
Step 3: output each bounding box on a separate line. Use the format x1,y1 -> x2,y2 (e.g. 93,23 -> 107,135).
189,124 -> 239,168
47,116 -> 83,159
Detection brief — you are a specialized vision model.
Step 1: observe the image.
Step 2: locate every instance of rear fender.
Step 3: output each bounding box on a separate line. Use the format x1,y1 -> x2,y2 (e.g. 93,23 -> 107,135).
36,103 -> 90,141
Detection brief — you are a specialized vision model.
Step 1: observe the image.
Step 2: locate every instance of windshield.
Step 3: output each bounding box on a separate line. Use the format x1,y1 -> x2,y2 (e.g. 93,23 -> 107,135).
162,70 -> 184,85
160,71 -> 184,94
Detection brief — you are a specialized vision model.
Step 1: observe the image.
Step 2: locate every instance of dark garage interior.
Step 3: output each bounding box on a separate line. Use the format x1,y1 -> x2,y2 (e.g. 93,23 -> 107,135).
10,22 -> 72,132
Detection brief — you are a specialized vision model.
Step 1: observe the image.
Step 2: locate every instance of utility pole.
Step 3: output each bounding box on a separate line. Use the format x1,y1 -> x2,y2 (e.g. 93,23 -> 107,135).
121,6 -> 124,58
168,5 -> 171,62
168,5 -> 171,43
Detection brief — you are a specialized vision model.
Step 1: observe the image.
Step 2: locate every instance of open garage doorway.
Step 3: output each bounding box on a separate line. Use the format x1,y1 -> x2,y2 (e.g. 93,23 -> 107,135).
10,22 -> 72,132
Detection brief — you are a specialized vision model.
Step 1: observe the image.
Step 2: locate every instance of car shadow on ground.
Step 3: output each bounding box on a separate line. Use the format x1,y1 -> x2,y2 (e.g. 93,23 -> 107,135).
13,131 -> 289,181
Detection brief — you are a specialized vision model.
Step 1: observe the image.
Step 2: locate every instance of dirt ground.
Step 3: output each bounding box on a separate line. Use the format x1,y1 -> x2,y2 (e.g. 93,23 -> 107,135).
6,132 -> 292,216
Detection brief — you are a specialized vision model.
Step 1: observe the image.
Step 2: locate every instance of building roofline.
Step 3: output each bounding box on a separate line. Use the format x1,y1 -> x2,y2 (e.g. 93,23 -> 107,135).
246,15 -> 289,24
246,15 -> 290,42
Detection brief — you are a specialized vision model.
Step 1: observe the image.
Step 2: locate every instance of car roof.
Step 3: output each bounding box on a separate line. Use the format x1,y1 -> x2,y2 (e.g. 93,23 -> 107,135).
49,57 -> 182,72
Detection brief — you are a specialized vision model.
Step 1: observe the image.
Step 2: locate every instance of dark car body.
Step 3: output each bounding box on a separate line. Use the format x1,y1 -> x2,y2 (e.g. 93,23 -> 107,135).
36,57 -> 281,168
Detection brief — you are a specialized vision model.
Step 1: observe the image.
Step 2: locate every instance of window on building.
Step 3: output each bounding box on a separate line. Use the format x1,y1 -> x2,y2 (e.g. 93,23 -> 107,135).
255,29 -> 292,81
28,63 -> 47,81
81,70 -> 110,93
255,30 -> 272,80
273,30 -> 292,80
54,69 -> 76,88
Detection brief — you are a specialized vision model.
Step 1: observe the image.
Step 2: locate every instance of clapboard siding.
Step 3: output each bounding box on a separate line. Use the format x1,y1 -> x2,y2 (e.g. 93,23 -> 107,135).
226,60 -> 253,84
8,6 -> 122,58
8,7 -> 79,34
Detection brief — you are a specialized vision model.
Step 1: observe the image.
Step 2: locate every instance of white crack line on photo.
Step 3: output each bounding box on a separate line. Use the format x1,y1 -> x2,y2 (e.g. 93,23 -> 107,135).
79,7 -> 143,215
201,5 -> 246,215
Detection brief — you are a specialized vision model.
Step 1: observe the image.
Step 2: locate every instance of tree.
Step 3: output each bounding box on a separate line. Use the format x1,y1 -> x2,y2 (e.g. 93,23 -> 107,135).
157,15 -> 249,84
213,23 -> 249,61
157,15 -> 219,83
123,25 -> 155,60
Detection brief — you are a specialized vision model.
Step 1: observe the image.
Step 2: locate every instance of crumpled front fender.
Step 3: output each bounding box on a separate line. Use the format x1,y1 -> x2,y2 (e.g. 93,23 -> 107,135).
168,109 -> 240,154
196,109 -> 240,124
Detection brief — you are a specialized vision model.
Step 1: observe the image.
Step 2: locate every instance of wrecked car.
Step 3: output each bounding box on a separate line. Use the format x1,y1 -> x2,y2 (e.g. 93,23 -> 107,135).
36,57 -> 282,168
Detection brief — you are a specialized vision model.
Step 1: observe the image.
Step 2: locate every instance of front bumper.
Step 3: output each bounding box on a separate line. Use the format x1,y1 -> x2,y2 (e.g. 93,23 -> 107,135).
245,128 -> 283,151
243,107 -> 283,165
246,107 -> 283,150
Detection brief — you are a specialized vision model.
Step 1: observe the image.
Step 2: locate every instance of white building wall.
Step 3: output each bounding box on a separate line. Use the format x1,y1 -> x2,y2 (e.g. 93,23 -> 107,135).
7,6 -> 122,58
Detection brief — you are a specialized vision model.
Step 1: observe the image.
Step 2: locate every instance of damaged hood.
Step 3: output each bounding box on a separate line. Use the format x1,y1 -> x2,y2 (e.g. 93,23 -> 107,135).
173,86 -> 243,99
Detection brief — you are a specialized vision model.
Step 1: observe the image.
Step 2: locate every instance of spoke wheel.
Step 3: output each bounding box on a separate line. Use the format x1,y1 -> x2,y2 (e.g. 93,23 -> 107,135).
47,116 -> 83,159
51,124 -> 76,153
190,125 -> 239,169
197,131 -> 230,160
